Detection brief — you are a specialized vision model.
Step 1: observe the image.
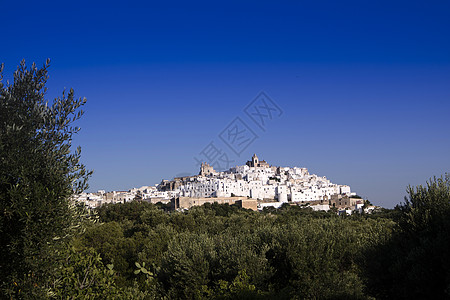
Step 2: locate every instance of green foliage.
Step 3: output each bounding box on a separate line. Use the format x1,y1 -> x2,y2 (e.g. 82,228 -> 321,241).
80,201 -> 394,299
81,221 -> 139,285
399,174 -> 450,234
215,270 -> 268,299
47,246 -> 122,299
134,262 -> 153,276
363,175 -> 450,299
159,232 -> 215,298
263,217 -> 390,299
96,201 -> 156,223
0,60 -> 91,295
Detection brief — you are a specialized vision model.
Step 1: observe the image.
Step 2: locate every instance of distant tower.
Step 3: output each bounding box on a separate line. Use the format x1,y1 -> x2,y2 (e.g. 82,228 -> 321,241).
252,154 -> 259,167
246,153 -> 268,168
199,162 -> 216,176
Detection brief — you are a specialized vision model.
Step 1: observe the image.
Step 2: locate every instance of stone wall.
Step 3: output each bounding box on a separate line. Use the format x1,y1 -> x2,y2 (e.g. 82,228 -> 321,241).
173,196 -> 257,211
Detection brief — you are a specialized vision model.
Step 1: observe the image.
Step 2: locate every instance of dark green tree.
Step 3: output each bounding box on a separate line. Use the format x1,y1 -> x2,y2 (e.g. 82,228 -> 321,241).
0,60 -> 91,295
363,175 -> 450,299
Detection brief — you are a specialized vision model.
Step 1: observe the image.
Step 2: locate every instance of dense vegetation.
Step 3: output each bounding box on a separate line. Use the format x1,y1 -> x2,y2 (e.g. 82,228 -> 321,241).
1,61 -> 450,299
82,202 -> 395,299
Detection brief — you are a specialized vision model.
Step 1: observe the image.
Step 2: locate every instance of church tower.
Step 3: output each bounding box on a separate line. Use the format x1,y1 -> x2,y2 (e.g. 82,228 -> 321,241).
252,153 -> 259,167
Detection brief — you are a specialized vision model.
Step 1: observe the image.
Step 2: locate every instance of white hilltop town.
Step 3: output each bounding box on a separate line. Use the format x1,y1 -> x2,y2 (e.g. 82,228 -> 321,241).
75,154 -> 376,214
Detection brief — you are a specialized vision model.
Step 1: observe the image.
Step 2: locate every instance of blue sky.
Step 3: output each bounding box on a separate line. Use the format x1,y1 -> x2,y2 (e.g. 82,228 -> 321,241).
2,0 -> 449,207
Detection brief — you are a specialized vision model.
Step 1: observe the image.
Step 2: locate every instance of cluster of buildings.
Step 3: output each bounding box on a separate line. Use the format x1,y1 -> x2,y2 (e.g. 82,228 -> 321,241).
75,154 -> 375,214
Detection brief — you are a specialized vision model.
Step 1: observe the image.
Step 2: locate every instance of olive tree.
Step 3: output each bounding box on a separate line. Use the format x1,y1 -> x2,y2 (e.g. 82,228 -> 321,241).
0,60 -> 91,294
363,175 -> 450,299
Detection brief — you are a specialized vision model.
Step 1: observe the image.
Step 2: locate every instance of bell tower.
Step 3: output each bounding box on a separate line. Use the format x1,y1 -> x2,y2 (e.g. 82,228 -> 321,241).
252,153 -> 259,167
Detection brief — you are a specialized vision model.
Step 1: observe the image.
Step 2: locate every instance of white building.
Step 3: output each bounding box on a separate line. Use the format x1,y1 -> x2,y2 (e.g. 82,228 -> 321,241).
76,154 -> 355,210
167,154 -> 352,208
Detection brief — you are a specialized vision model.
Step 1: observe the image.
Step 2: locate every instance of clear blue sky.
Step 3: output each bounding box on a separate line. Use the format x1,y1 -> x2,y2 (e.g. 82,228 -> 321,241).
2,0 -> 449,208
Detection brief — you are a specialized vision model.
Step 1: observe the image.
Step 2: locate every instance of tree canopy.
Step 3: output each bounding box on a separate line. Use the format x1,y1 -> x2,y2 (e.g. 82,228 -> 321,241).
0,60 -> 91,297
